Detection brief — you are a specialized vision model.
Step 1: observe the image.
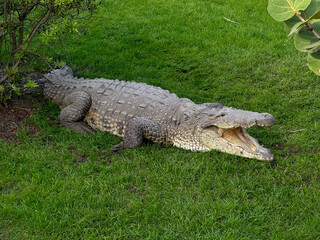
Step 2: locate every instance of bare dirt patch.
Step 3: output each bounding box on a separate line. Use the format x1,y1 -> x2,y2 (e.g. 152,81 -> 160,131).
0,98 -> 40,142
0,70 -> 45,142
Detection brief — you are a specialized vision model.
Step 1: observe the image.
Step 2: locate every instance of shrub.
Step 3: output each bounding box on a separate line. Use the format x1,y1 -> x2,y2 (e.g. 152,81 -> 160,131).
268,0 -> 320,75
0,0 -> 100,105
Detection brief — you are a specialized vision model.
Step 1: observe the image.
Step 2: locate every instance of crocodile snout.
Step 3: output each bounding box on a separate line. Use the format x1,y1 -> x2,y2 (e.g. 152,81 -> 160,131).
256,113 -> 276,127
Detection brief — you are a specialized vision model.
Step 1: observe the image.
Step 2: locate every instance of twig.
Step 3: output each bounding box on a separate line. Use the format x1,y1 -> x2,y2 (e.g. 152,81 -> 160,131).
0,5 -> 54,84
0,0 -> 8,63
290,129 -> 306,133
27,51 -> 54,70
26,6 -> 53,49
295,13 -> 320,40
0,60 -> 20,84
223,17 -> 240,25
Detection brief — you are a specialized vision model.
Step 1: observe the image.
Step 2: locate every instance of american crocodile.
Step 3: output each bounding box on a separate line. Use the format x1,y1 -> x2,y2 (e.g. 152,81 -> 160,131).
44,65 -> 275,161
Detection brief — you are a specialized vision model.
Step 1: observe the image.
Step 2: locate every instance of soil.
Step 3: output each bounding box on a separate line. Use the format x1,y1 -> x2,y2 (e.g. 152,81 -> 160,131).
0,71 -> 45,142
0,97 -> 41,142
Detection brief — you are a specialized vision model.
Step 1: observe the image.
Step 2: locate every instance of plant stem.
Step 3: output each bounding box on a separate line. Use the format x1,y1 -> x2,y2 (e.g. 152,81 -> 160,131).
0,0 -> 9,64
27,51 -> 54,70
0,5 -> 54,84
295,13 -> 320,40
26,6 -> 53,49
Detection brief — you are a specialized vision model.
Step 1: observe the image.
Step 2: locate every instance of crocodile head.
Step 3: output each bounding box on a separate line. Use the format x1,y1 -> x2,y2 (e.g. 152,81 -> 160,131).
174,104 -> 275,161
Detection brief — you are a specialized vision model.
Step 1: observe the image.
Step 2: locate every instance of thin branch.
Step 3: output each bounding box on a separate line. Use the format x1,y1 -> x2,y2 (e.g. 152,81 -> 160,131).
3,0 -> 8,23
0,5 -> 54,84
295,13 -> 320,40
26,5 -> 53,49
18,21 -> 24,47
290,129 -> 306,133
0,0 -> 8,63
9,29 -> 17,58
223,16 -> 240,25
27,51 -> 54,70
19,3 -> 38,20
0,60 -> 20,84
17,3 -> 39,47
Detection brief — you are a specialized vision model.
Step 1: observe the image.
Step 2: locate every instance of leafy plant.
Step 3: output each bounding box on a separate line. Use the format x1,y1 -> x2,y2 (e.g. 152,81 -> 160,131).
0,0 -> 101,105
268,0 -> 320,75
24,77 -> 39,89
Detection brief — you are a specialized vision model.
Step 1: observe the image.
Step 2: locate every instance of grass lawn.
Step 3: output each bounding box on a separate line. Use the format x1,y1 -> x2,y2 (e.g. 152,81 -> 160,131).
1,0 -> 320,239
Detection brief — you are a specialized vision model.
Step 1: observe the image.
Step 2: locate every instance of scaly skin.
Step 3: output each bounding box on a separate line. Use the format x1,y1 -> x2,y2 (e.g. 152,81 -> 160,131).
44,65 -> 275,161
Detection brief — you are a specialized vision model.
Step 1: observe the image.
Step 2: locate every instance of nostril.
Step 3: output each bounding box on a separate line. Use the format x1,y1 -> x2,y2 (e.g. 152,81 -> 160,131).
257,113 -> 276,126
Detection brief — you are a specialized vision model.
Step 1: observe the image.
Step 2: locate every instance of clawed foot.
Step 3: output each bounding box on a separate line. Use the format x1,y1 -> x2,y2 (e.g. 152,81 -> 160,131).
61,122 -> 95,134
112,142 -> 124,151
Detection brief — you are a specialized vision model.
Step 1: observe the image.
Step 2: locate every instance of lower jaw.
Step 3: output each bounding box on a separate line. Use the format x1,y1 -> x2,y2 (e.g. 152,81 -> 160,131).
222,142 -> 274,161
201,139 -> 273,161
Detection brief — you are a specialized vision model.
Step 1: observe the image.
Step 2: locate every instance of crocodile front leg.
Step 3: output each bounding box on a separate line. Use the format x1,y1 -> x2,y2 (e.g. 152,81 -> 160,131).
112,117 -> 163,151
59,91 -> 94,134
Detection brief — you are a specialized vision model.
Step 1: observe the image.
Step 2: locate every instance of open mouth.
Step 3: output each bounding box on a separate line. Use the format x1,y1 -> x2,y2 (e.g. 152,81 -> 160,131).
219,127 -> 258,152
216,127 -> 273,161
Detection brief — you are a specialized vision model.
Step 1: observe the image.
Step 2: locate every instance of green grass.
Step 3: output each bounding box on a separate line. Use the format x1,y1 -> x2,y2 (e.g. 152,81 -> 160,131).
1,0 -> 320,239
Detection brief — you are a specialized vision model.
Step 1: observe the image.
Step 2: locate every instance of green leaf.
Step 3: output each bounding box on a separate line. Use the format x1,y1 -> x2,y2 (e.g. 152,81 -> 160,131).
305,0 -> 320,17
268,0 -> 312,22
23,78 -> 39,89
288,21 -> 307,36
304,40 -> 320,49
294,20 -> 320,51
284,0 -> 320,29
9,84 -> 21,95
307,9 -> 320,20
307,51 -> 320,74
284,15 -> 301,30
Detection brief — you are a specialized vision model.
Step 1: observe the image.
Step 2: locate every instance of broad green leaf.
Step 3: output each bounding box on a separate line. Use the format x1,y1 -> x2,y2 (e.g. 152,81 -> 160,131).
307,9 -> 320,20
268,0 -> 312,22
304,0 -> 320,17
284,15 -> 301,29
307,51 -> 320,74
312,44 -> 320,51
288,21 -> 307,36
304,40 -> 320,49
284,0 -> 320,29
294,20 -> 320,51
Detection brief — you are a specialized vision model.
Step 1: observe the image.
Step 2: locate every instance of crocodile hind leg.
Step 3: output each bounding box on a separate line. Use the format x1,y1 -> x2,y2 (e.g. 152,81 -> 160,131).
59,91 -> 94,134
112,117 -> 163,151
